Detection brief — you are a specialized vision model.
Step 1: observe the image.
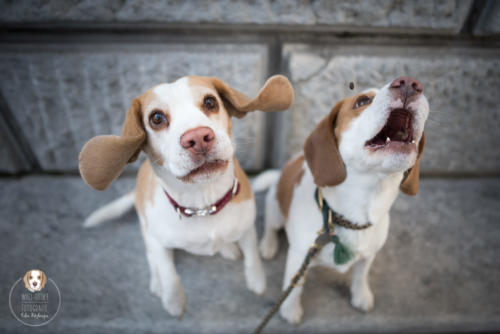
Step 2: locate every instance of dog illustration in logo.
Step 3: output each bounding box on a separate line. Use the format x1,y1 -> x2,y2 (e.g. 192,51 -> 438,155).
23,269 -> 47,292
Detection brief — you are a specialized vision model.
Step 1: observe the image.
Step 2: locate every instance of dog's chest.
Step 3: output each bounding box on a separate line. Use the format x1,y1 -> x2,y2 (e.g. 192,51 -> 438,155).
141,188 -> 255,255
287,170 -> 392,271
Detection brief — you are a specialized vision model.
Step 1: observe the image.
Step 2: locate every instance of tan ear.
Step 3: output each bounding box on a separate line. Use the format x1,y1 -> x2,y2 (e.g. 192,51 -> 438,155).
40,271 -> 47,289
23,271 -> 30,288
209,74 -> 294,118
304,100 -> 346,187
79,99 -> 145,191
400,132 -> 426,195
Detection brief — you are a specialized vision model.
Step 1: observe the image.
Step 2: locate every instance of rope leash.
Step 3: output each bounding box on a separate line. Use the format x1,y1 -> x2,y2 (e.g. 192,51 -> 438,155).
252,231 -> 331,334
253,188 -> 372,334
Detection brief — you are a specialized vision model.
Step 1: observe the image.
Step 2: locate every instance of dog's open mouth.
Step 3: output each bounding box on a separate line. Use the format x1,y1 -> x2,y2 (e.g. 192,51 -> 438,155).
365,109 -> 416,150
180,159 -> 228,181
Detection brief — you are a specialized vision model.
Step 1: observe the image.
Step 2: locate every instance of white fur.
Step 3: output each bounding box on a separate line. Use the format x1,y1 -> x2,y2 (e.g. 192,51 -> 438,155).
259,80 -> 429,324
252,169 -> 281,192
85,76 -> 265,317
83,192 -> 135,228
148,78 -> 234,181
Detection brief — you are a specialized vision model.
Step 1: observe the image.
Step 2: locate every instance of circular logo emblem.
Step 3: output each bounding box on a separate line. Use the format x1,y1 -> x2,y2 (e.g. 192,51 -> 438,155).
9,269 -> 61,327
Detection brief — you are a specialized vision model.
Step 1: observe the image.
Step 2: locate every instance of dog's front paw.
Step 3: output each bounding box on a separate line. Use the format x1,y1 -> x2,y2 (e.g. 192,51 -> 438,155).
219,242 -> 241,261
259,232 -> 279,260
245,262 -> 266,295
351,287 -> 374,312
161,280 -> 186,318
280,301 -> 303,324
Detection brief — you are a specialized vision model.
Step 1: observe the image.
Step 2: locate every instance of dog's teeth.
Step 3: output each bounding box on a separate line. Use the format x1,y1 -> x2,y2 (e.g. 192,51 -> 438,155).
386,137 -> 390,143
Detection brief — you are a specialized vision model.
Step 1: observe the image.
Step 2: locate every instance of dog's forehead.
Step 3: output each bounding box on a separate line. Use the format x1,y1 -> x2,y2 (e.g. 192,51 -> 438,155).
148,78 -> 191,108
142,77 -> 216,112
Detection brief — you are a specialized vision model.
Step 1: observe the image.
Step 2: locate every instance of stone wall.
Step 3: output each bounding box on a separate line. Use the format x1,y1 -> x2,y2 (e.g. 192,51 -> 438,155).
1,0 -> 499,175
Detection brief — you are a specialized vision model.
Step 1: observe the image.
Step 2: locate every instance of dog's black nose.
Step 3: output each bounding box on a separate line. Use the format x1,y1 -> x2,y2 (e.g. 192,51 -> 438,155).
32,282 -> 38,286
390,76 -> 422,105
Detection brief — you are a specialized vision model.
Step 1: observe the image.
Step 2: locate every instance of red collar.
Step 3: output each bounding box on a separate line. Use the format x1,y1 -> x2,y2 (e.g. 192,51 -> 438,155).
164,179 -> 240,218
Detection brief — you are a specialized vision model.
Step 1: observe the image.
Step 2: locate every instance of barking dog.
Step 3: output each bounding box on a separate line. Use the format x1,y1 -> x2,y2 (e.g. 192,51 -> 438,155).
80,75 -> 294,316
256,76 -> 429,324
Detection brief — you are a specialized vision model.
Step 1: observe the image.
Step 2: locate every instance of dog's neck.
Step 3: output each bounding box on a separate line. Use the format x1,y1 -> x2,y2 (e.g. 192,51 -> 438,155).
151,159 -> 236,209
321,166 -> 404,226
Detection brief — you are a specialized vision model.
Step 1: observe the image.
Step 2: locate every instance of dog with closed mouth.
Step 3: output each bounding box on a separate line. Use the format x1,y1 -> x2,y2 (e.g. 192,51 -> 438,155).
255,76 -> 429,324
79,75 -> 294,316
23,269 -> 47,292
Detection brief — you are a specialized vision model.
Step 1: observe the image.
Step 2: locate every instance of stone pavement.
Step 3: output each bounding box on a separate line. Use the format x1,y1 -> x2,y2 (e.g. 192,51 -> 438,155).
1,176 -> 499,333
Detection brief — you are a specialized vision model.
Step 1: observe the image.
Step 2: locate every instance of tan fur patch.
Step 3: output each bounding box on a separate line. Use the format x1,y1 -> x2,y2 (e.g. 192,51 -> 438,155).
188,76 -> 231,131
304,91 -> 377,188
334,91 -> 376,144
135,160 -> 157,218
188,75 -> 294,119
232,157 -> 253,203
276,154 -> 305,219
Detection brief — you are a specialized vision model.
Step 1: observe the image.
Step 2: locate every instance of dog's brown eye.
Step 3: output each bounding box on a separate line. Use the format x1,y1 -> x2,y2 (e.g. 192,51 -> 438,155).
149,110 -> 168,129
354,95 -> 372,109
203,95 -> 218,112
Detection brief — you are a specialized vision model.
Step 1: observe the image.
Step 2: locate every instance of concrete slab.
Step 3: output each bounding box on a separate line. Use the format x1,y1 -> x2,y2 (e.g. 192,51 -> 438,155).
0,176 -> 499,333
0,43 -> 269,172
0,0 -> 473,35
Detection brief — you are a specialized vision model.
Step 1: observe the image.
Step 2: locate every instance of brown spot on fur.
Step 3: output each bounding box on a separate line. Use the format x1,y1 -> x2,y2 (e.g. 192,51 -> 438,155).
188,75 -> 294,119
143,145 -> 164,166
334,91 -> 376,144
276,154 -> 305,219
232,157 -> 253,203
135,160 -> 157,218
188,76 -> 231,131
304,91 -> 376,188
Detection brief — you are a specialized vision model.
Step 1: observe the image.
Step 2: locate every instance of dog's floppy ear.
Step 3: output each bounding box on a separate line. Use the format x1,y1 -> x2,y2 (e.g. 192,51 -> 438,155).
400,132 -> 425,195
23,271 -> 30,289
40,270 -> 47,289
79,98 -> 145,191
304,100 -> 347,187
209,75 -> 294,118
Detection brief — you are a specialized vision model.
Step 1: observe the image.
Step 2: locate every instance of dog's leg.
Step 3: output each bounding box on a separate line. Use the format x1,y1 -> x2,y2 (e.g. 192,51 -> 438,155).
259,184 -> 283,260
350,255 -> 375,312
146,235 -> 186,317
140,222 -> 162,298
280,247 -> 307,324
238,225 -> 266,295
219,242 -> 241,261
146,250 -> 161,297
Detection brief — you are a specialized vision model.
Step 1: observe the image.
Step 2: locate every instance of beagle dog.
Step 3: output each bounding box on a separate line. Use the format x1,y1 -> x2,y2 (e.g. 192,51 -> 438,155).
23,269 -> 47,292
256,76 -> 429,324
79,75 -> 294,316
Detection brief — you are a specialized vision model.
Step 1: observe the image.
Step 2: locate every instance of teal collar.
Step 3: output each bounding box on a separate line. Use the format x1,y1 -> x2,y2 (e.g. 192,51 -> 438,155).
314,187 -> 372,265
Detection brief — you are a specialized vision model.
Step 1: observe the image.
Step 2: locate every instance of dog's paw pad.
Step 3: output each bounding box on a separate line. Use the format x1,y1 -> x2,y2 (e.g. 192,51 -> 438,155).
259,233 -> 279,260
351,288 -> 374,312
